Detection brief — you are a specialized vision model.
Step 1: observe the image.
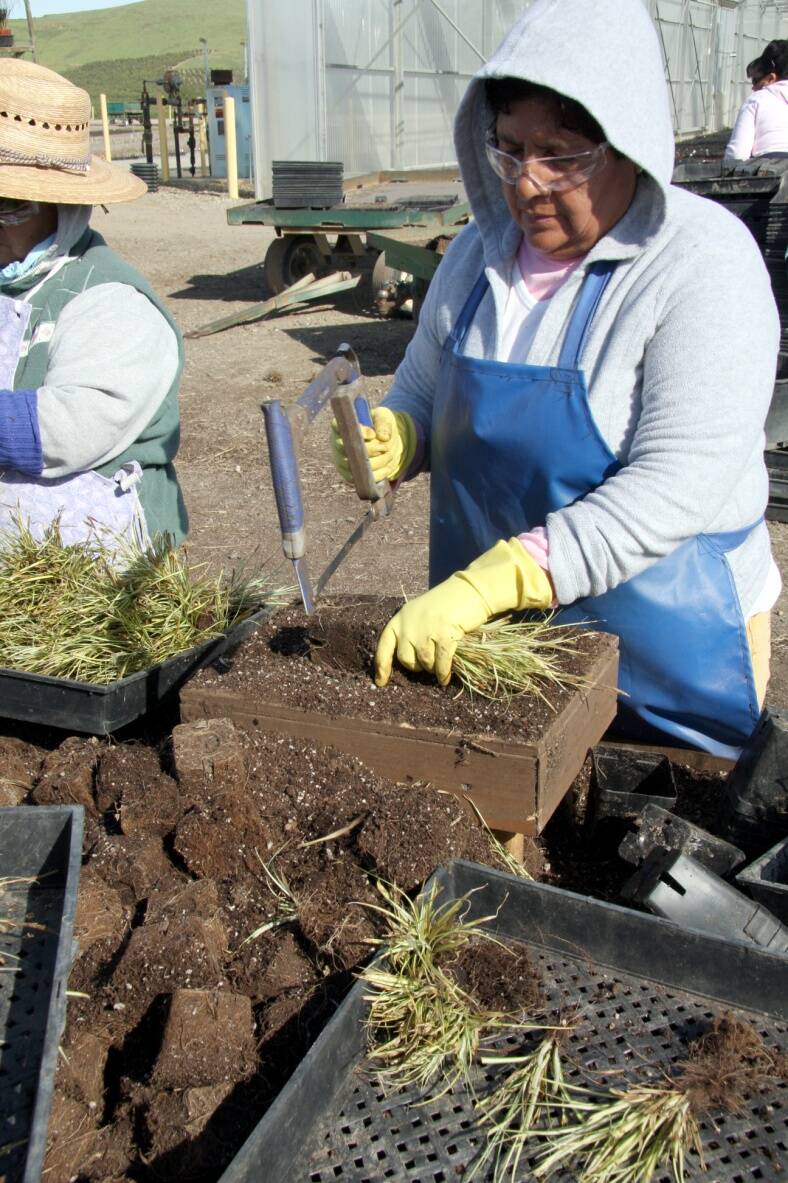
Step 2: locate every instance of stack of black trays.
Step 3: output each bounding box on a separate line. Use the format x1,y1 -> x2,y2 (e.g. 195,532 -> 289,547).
272,161 -> 344,209
727,188 -> 788,355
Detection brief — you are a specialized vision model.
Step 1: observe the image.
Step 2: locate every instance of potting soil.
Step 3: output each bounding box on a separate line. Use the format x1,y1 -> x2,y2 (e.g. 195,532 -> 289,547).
193,597 -> 612,743
3,721 -> 505,1182
0,711 -> 740,1182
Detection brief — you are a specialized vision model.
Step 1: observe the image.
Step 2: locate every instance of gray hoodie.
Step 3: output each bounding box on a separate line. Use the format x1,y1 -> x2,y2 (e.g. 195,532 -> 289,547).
385,0 -> 780,616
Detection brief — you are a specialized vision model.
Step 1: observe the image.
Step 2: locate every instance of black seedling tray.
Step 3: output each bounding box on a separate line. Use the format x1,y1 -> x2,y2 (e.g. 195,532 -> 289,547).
0,805 -> 83,1183
737,835 -> 788,924
220,860 -> 788,1183
766,448 -> 788,523
0,607 -> 271,735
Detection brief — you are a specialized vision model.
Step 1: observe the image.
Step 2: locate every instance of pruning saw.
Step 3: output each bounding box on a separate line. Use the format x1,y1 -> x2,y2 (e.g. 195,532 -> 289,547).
262,344 -> 394,614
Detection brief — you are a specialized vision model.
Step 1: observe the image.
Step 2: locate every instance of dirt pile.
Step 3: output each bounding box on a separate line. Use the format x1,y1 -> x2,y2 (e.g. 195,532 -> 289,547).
15,719 -> 496,1182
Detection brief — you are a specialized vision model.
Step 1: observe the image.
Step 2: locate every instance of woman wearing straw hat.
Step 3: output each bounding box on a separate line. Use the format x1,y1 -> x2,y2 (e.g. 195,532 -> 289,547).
0,58 -> 186,550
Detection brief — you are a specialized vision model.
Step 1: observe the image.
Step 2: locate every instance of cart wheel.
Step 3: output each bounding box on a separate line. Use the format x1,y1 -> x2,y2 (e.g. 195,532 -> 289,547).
264,235 -> 324,294
371,250 -> 412,317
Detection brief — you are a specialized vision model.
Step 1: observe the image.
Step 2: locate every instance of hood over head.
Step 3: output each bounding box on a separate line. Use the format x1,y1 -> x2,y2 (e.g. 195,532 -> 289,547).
0,204 -> 92,292
455,0 -> 674,262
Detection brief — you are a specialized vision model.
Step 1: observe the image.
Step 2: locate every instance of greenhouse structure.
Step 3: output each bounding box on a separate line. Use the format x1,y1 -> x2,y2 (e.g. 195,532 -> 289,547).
244,0 -> 788,196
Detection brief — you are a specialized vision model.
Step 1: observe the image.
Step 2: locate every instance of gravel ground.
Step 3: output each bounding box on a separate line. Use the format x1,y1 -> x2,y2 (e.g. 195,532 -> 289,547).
95,185 -> 788,706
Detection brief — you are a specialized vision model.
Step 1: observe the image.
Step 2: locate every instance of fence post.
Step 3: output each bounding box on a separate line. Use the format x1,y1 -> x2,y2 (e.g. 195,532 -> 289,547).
224,93 -> 239,200
157,94 -> 170,183
99,93 -> 112,162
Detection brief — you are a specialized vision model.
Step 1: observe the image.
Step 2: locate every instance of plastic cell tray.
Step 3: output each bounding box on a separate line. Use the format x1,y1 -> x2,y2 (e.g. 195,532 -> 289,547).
0,607 -> 270,735
220,860 -> 788,1183
0,805 -> 83,1183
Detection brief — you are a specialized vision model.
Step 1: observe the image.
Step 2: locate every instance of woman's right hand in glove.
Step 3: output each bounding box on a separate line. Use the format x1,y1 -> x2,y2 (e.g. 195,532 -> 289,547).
330,406 -> 417,484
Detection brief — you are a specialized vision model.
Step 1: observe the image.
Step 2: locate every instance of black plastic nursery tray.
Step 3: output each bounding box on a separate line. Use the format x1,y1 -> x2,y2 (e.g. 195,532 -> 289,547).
0,607 -> 271,735
0,805 -> 83,1183
221,860 -> 788,1183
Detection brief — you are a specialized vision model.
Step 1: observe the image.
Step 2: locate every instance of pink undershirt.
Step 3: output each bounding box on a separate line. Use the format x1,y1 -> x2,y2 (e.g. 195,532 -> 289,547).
514,237 -> 585,595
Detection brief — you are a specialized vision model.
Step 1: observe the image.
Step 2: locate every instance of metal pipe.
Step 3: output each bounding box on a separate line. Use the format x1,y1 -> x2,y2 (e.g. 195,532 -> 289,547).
425,0 -> 484,62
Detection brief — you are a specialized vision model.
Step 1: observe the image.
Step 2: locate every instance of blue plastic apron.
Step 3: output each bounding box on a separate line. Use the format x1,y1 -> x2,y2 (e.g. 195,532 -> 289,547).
429,262 -> 761,758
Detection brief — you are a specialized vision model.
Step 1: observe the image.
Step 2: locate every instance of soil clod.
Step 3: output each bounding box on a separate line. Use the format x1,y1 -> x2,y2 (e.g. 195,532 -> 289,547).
446,939 -> 545,1015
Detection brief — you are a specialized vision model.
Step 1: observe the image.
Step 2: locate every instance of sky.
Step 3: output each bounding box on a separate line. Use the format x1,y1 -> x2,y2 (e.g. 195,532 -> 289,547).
26,0 -> 140,15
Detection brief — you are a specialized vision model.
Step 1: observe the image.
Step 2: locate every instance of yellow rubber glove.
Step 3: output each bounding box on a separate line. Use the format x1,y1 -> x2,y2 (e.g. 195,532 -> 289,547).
375,538 -> 555,687
331,406 -> 417,484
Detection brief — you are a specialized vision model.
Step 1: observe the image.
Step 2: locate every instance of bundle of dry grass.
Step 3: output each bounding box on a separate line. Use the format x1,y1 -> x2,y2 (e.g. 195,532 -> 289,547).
360,881 -> 539,1096
0,522 -> 286,683
534,1013 -> 787,1183
453,615 -> 587,702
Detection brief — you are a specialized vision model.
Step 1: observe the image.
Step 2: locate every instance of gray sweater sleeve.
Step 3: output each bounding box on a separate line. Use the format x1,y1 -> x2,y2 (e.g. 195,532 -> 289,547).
37,282 -> 180,478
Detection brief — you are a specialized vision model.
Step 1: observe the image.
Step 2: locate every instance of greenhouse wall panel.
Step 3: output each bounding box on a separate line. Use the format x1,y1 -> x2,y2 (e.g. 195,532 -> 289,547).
246,0 -> 788,197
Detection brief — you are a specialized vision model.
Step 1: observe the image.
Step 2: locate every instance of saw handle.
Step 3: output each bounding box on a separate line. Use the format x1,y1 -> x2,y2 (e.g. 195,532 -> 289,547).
262,399 -> 305,560
353,397 -> 373,429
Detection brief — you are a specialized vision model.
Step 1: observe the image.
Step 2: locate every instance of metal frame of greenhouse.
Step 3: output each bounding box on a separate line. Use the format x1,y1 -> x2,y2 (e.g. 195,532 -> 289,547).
244,0 -> 788,197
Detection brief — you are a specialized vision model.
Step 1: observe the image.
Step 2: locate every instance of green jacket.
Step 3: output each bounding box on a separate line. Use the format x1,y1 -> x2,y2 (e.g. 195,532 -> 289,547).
12,228 -> 187,544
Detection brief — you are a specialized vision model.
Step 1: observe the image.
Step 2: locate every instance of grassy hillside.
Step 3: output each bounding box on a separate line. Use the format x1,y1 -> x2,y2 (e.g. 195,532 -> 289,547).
65,51 -> 243,106
9,0 -> 245,103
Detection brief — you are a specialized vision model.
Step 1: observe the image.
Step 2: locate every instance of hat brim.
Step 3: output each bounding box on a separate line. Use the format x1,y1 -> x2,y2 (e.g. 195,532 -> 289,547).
0,154 -> 146,204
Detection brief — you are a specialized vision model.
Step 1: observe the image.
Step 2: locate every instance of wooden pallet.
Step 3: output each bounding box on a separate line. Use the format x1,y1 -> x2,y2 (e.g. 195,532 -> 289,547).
180,634 -> 619,836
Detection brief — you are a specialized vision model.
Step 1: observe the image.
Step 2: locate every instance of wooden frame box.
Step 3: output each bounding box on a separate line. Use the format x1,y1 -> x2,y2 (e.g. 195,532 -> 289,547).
180,634 -> 619,835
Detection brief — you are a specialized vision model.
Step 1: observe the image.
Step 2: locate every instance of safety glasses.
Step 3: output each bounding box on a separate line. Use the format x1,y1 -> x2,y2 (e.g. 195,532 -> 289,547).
0,200 -> 40,226
484,138 -> 608,193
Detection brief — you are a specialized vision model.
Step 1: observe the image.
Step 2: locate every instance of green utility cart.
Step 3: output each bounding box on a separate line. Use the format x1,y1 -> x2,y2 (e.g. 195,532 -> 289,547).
227,177 -> 470,298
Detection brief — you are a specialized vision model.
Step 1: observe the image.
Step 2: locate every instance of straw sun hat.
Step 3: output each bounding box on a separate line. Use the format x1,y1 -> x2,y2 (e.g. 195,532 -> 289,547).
0,58 -> 145,204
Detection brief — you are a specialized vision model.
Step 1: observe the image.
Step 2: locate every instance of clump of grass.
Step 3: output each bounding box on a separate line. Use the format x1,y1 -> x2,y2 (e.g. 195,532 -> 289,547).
360,881 -> 530,1095
473,1021 -> 575,1182
533,1013 -> 786,1183
0,521 -> 287,683
236,847 -> 299,950
453,615 -> 587,703
534,1082 -> 702,1183
676,1011 -> 787,1115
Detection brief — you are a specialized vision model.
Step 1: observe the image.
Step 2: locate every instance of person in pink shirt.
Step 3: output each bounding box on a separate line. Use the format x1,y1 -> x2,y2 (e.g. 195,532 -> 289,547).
725,40 -> 788,162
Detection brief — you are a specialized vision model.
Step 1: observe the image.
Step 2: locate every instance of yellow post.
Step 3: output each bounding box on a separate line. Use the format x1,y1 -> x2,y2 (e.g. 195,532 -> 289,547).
156,94 -> 170,183
224,93 -> 239,200
198,111 -> 208,177
99,93 -> 112,162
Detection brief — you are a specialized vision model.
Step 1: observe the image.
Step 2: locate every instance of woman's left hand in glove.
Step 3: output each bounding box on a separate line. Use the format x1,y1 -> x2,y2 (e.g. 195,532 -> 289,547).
374,537 -> 555,687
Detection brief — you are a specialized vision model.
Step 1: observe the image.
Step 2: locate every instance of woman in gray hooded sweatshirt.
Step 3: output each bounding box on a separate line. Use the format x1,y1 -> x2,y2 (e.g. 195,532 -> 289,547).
332,0 -> 780,758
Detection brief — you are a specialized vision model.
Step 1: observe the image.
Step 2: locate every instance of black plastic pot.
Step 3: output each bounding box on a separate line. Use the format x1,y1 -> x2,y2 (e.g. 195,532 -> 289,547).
736,835 -> 788,924
723,707 -> 788,852
618,803 -> 745,876
588,747 -> 677,837
130,161 -> 160,193
623,847 -> 788,953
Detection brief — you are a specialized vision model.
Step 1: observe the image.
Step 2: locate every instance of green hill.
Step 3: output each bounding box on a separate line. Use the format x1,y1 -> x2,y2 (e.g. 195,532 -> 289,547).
9,0 -> 245,104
